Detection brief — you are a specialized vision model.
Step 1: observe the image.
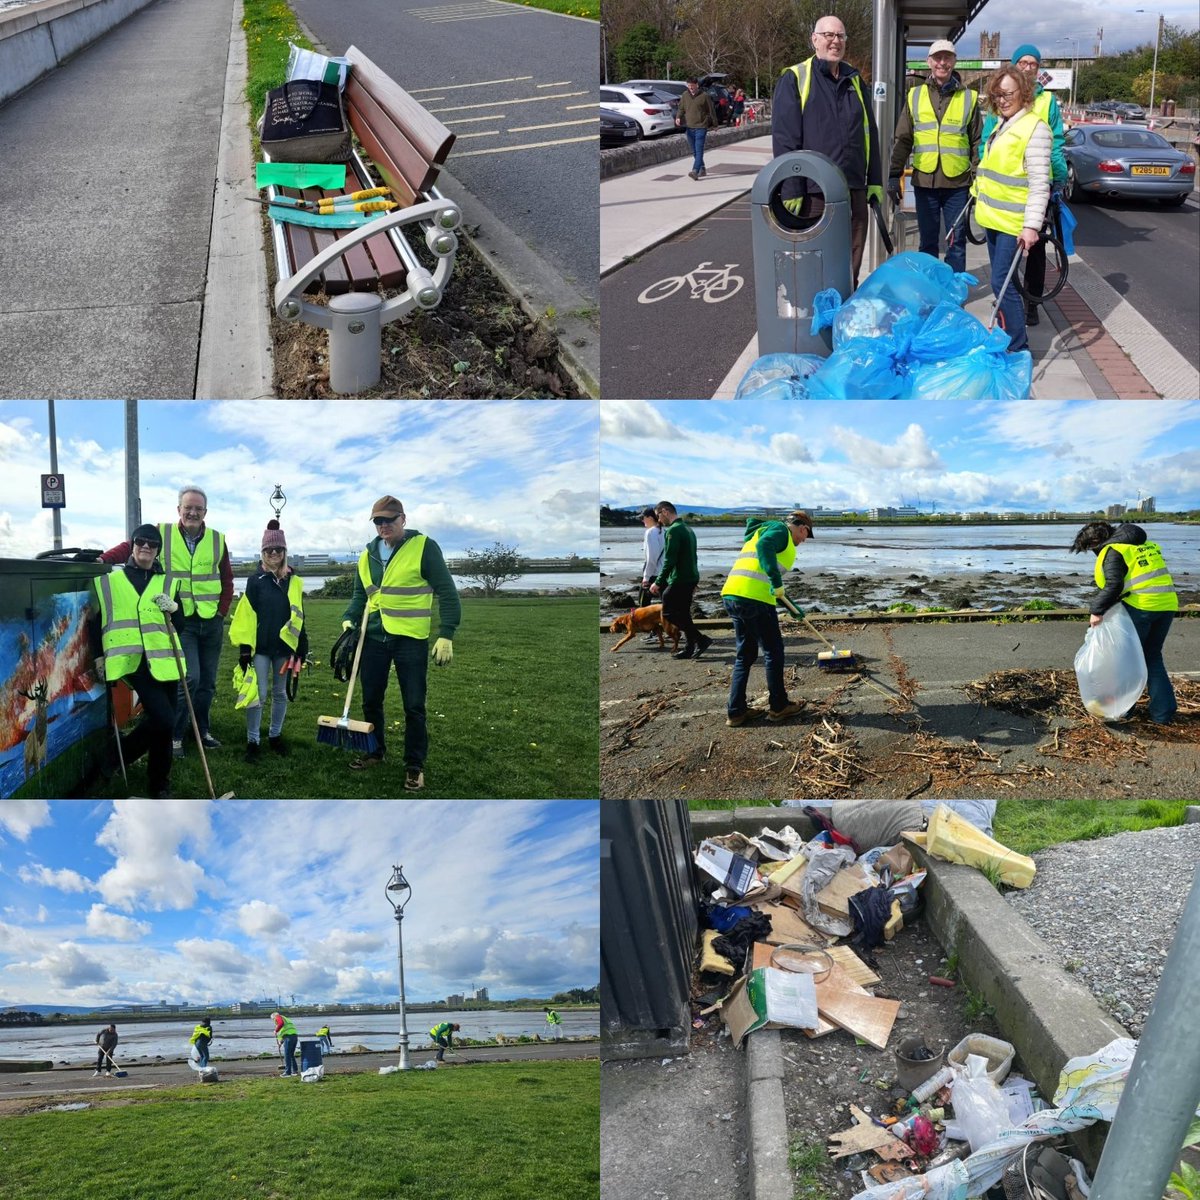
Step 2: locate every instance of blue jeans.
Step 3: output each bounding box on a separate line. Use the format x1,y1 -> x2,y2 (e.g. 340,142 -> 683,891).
686,127 -> 707,173
913,186 -> 970,275
985,229 -> 1028,351
196,1038 -> 210,1068
723,596 -> 788,716
174,613 -> 224,740
1124,605 -> 1177,723
281,1033 -> 298,1075
247,652 -> 289,741
360,634 -> 428,765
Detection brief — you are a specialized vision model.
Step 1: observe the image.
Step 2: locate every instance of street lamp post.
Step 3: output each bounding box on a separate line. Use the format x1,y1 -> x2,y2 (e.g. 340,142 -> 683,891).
385,865 -> 412,1070
1135,10 -> 1164,114
1058,38 -> 1080,109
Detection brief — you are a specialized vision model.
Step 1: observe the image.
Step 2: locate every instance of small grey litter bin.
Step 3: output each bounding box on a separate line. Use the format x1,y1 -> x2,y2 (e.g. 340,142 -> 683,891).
750,151 -> 853,355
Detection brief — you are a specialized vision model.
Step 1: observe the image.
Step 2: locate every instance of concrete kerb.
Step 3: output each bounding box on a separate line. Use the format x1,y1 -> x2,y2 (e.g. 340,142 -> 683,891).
601,122 -> 769,180
689,806 -> 1130,1197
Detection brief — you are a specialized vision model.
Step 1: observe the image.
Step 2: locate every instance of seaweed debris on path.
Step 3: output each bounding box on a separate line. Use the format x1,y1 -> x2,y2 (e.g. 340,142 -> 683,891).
272,241 -> 581,399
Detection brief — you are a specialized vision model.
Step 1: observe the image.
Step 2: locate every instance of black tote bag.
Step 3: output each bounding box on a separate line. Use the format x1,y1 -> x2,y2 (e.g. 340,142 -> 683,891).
261,79 -> 352,164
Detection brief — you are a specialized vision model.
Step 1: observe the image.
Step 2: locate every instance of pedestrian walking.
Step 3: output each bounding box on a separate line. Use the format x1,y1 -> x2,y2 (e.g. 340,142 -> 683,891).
649,502 -> 712,660
676,78 -> 718,180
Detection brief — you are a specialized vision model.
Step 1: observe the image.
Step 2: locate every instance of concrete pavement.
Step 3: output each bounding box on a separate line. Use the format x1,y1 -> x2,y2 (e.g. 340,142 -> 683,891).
600,133 -> 1200,400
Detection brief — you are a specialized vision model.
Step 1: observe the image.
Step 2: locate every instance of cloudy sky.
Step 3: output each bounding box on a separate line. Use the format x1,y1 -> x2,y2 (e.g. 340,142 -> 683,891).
0,401 -> 598,562
601,400 -> 1200,513
0,800 -> 598,1008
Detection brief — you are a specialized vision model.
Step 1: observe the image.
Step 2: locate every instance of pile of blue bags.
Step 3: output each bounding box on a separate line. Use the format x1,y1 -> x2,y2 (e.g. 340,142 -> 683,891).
735,252 -> 1032,401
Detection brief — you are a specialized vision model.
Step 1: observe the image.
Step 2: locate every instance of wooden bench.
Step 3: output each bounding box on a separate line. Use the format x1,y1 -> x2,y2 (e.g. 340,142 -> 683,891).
266,46 -> 462,361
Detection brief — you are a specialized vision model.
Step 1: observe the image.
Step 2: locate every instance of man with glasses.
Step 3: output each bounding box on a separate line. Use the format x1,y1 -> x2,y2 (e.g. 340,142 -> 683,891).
773,15 -> 883,287
888,40 -> 981,275
340,496 -> 461,790
101,487 -> 233,759
93,524 -> 184,798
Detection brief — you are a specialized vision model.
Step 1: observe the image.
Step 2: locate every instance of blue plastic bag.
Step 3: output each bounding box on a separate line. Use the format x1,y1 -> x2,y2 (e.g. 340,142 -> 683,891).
906,346 -> 1032,400
856,251 -> 978,315
908,303 -> 1010,364
806,335 -> 909,399
831,297 -> 920,350
1056,197 -> 1077,255
735,352 -> 824,401
810,287 -> 844,335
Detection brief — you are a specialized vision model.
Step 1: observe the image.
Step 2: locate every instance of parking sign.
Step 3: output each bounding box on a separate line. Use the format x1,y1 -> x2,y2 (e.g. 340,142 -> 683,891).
41,474 -> 66,508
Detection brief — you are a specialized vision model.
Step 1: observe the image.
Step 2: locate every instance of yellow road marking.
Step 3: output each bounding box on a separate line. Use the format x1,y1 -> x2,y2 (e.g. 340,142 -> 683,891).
431,91 -> 587,114
453,136 -> 594,157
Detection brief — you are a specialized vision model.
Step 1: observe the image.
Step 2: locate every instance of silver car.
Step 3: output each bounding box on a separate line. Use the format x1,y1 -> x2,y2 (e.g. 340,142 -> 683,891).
1064,123 -> 1195,206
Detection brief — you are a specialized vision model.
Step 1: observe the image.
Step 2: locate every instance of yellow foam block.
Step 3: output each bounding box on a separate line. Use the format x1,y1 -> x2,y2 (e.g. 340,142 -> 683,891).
699,928 -> 736,975
923,805 -> 1036,888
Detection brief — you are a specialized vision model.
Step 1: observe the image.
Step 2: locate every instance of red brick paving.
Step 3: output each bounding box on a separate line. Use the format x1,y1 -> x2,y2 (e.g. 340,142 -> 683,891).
1047,282 -> 1160,399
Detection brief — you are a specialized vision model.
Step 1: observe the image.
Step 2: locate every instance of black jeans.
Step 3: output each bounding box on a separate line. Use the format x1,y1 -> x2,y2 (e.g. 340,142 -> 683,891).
661,581 -> 702,649
173,613 -> 224,740
122,661 -> 178,794
360,634 -> 428,765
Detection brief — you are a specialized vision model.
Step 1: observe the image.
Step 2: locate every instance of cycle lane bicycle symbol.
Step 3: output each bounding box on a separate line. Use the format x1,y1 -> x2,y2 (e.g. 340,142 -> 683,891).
637,261 -> 745,304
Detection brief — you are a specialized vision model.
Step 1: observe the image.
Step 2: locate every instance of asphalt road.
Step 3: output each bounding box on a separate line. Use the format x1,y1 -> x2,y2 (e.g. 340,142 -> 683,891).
288,0 -> 598,300
600,194 -> 756,398
1067,193 -> 1200,363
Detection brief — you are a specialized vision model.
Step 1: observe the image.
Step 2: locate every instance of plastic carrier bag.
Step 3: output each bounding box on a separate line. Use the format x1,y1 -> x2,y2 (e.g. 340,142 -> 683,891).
735,353 -> 824,402
907,346 -> 1032,400
854,252 -> 977,316
1074,603 -> 1147,719
286,43 -> 351,91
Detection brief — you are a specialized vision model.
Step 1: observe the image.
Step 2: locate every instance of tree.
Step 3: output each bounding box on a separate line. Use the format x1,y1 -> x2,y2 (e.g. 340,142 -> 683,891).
461,543 -> 524,597
614,21 -> 677,81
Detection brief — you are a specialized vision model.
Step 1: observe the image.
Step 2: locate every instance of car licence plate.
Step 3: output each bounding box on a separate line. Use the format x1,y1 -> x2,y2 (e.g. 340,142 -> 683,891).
1131,165 -> 1171,175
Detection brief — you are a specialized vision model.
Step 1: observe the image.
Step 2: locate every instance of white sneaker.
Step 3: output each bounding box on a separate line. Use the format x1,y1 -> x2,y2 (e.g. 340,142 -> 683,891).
92,1070 -> 101,1076
104,1070 -> 111,1076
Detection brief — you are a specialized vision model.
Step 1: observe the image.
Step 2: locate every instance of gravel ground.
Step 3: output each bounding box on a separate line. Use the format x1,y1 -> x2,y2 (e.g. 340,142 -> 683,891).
1005,823 -> 1200,1036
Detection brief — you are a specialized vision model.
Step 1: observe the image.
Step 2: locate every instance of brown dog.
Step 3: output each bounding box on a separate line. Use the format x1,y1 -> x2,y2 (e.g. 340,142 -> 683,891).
609,604 -> 681,652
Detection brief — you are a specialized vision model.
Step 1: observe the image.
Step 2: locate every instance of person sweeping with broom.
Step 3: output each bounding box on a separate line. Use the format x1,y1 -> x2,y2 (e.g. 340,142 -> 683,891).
92,525 -> 185,798
229,518 -> 308,762
329,496 -> 460,792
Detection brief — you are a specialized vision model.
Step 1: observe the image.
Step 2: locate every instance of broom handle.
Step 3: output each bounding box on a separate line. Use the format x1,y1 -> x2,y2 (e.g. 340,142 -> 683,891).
803,615 -> 837,651
167,622 -> 217,801
341,604 -> 372,720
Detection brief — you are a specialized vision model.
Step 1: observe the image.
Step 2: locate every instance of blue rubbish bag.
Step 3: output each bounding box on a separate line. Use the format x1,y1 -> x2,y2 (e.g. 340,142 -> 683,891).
806,335 -> 909,399
907,346 -> 1032,400
1056,196 -> 1077,255
810,287 -> 844,335
735,352 -> 824,401
908,303 -> 1010,364
855,251 -> 978,315
831,297 -> 921,349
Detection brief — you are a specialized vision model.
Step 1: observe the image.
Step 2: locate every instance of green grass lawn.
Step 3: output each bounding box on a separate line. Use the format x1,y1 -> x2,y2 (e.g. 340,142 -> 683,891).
91,596 -> 598,799
0,1061 -> 599,1200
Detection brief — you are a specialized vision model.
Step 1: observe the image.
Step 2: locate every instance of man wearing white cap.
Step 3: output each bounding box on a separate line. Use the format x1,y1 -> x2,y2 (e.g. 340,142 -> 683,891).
888,40 -> 981,274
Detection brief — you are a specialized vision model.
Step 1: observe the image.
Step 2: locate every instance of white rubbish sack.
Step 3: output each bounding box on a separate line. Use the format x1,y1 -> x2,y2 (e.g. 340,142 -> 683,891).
1074,604 -> 1147,720
301,1065 -> 325,1083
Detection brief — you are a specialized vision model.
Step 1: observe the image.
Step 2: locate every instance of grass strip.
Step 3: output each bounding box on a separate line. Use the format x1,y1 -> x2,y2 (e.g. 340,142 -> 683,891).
992,798 -> 1188,854
0,1060 -> 599,1200
89,596 -> 598,799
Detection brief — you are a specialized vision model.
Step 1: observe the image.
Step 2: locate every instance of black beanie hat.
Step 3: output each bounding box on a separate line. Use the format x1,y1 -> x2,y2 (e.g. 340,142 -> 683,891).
130,523 -> 161,547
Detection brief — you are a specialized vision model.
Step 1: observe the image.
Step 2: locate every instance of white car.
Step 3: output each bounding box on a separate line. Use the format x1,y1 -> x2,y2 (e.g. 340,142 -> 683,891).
599,85 -> 676,139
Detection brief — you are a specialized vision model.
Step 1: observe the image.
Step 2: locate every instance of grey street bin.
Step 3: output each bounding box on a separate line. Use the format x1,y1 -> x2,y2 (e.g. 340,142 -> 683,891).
750,151 -> 853,356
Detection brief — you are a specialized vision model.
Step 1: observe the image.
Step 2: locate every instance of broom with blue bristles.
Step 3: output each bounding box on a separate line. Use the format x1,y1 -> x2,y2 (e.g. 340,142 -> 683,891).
317,604 -> 378,752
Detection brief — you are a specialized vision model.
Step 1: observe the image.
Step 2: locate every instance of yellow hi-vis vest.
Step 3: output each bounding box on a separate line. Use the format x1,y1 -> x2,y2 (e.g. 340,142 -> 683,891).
229,574 -> 305,652
787,57 -> 870,165
909,84 -> 976,177
974,109 -> 1042,235
721,529 -> 797,606
358,536 -> 432,639
159,524 -> 225,619
1095,543 -> 1178,612
94,570 -> 183,683
1031,91 -> 1053,125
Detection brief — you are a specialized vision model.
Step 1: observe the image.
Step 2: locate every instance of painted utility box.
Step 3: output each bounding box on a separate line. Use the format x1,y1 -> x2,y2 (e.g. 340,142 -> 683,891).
0,556 -> 108,798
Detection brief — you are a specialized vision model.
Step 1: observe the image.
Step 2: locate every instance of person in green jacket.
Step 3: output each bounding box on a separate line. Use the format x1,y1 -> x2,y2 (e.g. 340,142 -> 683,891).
429,1021 -> 460,1062
190,1017 -> 213,1068
720,512 -> 814,725
544,1008 -> 562,1039
649,501 -> 712,660
341,495 -> 461,790
316,1024 -> 333,1052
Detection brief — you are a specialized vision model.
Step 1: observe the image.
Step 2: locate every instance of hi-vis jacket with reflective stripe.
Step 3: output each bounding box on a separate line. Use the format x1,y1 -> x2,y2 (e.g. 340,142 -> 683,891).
358,536 -> 432,639
722,526 -> 797,606
229,573 -> 305,653
159,523 -> 226,619
1095,543 -> 1178,612
94,569 -> 183,683
908,84 -> 977,177
973,108 -> 1049,236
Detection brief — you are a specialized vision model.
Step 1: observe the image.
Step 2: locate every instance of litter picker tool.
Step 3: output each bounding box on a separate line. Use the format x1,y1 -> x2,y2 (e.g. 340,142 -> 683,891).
110,699 -> 128,788
988,243 -> 1024,331
248,195 -> 397,215
868,194 -> 895,256
317,606 -> 378,753
166,623 -> 234,799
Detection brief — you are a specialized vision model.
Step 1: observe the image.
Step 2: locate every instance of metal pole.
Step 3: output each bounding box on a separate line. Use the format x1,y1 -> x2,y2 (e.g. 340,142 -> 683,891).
868,0 -> 897,279
46,401 -> 62,551
395,908 -> 410,1069
1149,14 -> 1161,114
1090,864 -> 1200,1200
124,401 -> 140,538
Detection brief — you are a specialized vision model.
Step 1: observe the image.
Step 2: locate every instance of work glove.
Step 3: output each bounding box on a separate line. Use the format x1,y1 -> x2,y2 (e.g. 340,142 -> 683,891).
783,197 -> 805,216
886,176 -> 902,203
341,619 -> 354,632
152,593 -> 179,614
867,184 -> 884,206
431,638 -> 454,667
238,647 -> 252,672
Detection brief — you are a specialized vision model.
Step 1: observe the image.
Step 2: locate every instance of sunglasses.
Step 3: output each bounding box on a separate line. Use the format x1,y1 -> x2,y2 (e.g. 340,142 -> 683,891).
373,516 -> 399,526
263,547 -> 286,555
132,537 -> 160,549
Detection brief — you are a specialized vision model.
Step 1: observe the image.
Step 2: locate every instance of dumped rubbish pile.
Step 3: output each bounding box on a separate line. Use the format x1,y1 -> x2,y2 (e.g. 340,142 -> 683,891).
689,802 -> 1077,1196
736,253 -> 1031,402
